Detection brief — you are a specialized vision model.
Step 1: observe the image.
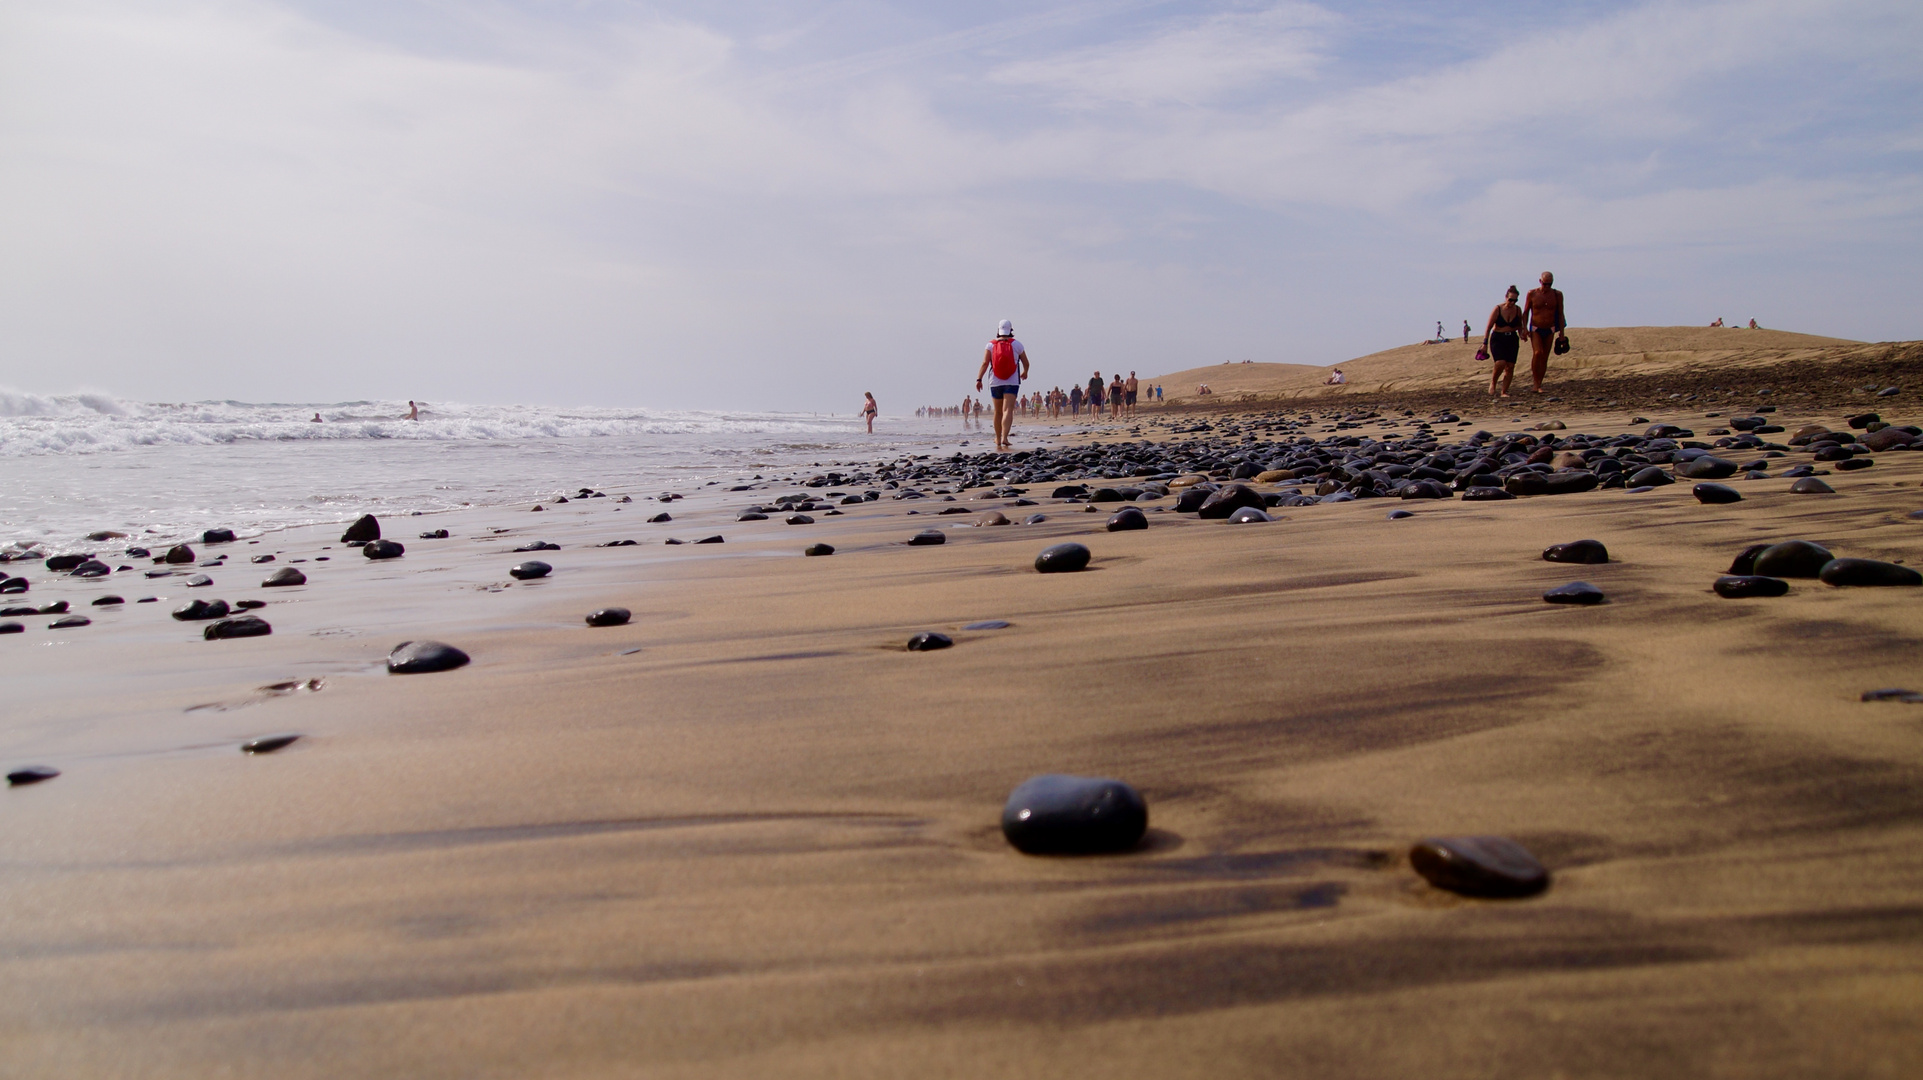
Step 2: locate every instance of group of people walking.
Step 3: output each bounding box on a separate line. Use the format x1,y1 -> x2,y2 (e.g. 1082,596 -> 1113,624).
1479,271 -> 1567,398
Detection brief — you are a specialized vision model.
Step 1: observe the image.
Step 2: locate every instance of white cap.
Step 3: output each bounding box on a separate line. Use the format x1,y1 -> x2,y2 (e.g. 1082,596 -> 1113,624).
996,320 -> 1013,337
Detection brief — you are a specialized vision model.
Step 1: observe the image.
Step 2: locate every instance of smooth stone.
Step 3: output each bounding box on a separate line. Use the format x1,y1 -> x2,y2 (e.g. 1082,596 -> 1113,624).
44,554 -> 89,572
1173,487 -> 1215,513
963,620 -> 1011,630
1542,539 -> 1608,564
37,601 -> 68,614
241,733 -> 301,754
1861,688 -> 1923,703
0,622 -> 21,634
1727,543 -> 1772,575
1627,466 -> 1674,487
0,606 -> 32,616
86,530 -> 128,541
978,511 -> 1010,526
202,528 -> 236,544
49,615 -> 91,629
387,640 -> 470,674
1714,575 -> 1790,598
340,514 -> 381,543
804,543 -> 835,556
1543,581 -> 1605,605
1753,540 -> 1834,578
70,560 -> 112,577
1461,487 -> 1515,501
1106,507 -> 1148,531
419,529 -> 450,539
251,554 -> 276,563
786,514 -> 815,525
7,765 -> 60,785
1197,484 -> 1264,519
1035,543 -> 1091,573
694,536 -> 724,544
598,540 -> 637,547
1692,483 -> 1742,504
1675,455 -> 1738,479
172,599 -> 231,621
1386,509 -> 1414,520
1834,457 -> 1875,472
1226,506 -> 1273,523
1001,774 -> 1148,855
1023,514 -> 1048,524
1399,480 -> 1452,500
262,567 -> 307,587
91,595 -> 124,606
1789,477 -> 1836,494
736,511 -> 769,521
183,573 -> 213,587
509,560 -> 552,579
1503,473 -> 1550,496
163,544 -> 196,564
1819,558 -> 1922,587
513,541 -> 559,552
650,513 -> 673,523
234,599 -> 266,610
1409,836 -> 1549,898
906,631 -> 953,651
907,530 -> 946,546
1847,412 -> 1880,429
586,607 -> 631,627
362,540 -> 405,559
204,616 -> 270,639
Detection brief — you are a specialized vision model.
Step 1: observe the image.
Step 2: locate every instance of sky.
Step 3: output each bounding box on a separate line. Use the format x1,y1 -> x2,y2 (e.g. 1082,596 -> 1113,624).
1,0 -> 1919,412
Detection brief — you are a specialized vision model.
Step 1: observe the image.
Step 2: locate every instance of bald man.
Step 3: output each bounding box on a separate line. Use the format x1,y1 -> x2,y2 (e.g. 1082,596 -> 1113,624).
1524,271 -> 1566,394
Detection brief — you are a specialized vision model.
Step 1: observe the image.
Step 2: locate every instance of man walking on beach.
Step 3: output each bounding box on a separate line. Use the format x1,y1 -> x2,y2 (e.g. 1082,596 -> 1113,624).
1124,371 -> 1139,416
1524,271 -> 1567,395
976,320 -> 1030,452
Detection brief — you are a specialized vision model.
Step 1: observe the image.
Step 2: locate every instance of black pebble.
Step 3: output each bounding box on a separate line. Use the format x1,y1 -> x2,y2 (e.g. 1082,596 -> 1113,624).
0,622 -> 21,634
184,574 -> 213,587
202,528 -> 237,544
1675,455 -> 1738,479
241,733 -> 301,754
387,640 -> 470,674
1409,836 -> 1548,897
1819,558 -> 1922,587
964,620 -> 1011,630
804,543 -> 835,556
163,544 -> 196,564
234,599 -> 266,610
1790,477 -> 1836,494
786,514 -> 815,525
204,616 -> 271,639
70,560 -> 112,578
509,560 -> 552,580
44,554 -> 89,572
91,595 -> 124,606
1542,539 -> 1608,564
1024,514 -> 1048,524
1727,543 -> 1772,575
49,615 -> 90,629
262,567 -> 307,587
37,601 -> 68,614
1543,581 -> 1605,605
1001,774 -> 1148,855
906,631 -> 953,651
7,765 -> 59,786
649,513 -> 672,523
1387,510 -> 1414,520
1835,457 -> 1876,472
363,540 -> 405,559
251,554 -> 275,563
1035,542 -> 1091,573
586,607 -> 631,627
1753,540 -> 1833,578
1861,688 -> 1923,703
907,530 -> 946,546
173,599 -> 231,621
513,541 -> 559,552
694,536 -> 724,545
1106,507 -> 1148,531
1693,483 -> 1742,504
419,529 -> 450,539
737,511 -> 768,521
340,514 -> 380,543
1714,575 -> 1790,598
1226,506 -> 1274,523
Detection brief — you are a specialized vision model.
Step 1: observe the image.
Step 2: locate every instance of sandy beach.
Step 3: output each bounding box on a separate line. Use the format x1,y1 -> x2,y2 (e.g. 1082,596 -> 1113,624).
5,367 -> 1923,1077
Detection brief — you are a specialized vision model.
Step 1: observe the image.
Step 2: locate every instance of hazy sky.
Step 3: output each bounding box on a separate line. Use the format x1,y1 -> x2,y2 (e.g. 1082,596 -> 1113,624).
2,0 -> 1918,411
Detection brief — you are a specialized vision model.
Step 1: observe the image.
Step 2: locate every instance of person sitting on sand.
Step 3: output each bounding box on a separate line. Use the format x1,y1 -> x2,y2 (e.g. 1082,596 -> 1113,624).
1484,285 -> 1524,398
1748,318 -> 1759,329
1710,317 -> 1724,327
1524,271 -> 1567,395
1325,368 -> 1346,386
861,392 -> 878,433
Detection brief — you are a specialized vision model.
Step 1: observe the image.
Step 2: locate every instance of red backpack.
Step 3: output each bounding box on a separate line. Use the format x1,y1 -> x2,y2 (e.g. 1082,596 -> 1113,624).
990,338 -> 1019,380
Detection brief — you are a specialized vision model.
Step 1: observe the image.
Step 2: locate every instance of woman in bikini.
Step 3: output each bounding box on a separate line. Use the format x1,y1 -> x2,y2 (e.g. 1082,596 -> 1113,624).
1483,285 -> 1524,398
860,392 -> 878,433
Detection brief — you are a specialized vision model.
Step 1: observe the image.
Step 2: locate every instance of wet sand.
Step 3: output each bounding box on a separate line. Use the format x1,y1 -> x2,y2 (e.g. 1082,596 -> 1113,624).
5,404 -> 1923,1077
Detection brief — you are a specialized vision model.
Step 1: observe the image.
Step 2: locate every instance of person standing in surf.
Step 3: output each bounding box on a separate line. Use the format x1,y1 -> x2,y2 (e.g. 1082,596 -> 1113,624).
975,319 -> 1031,452
861,392 -> 878,433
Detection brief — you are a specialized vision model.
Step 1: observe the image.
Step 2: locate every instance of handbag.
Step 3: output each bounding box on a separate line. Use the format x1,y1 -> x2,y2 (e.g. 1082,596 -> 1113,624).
1553,334 -> 1570,355
1474,347 -> 1489,362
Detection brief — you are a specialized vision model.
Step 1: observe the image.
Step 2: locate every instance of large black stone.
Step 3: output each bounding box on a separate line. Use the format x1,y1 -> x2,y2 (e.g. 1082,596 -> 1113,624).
1197,484 -> 1264,519
44,554 -> 89,572
1106,507 -> 1148,531
163,545 -> 196,564
1727,543 -> 1771,575
586,607 -> 631,627
1409,836 -> 1548,898
340,515 -> 381,543
509,560 -> 552,579
183,574 -> 214,587
70,560 -> 112,578
1789,477 -> 1836,494
262,567 -> 306,587
1543,581 -> 1605,605
1400,480 -> 1451,500
202,528 -> 237,544
804,543 -> 835,556
204,616 -> 271,640
1714,575 -> 1790,598
907,530 -> 946,546
363,540 -> 405,560
1693,483 -> 1742,504
1834,457 -> 1875,472
1627,466 -> 1674,487
1675,455 -> 1738,479
173,599 -> 231,621
0,622 -> 22,634
1226,506 -> 1274,523
693,536 -> 725,545
92,595 -> 124,606
1542,539 -> 1608,564
906,631 -> 953,651
1544,470 -> 1600,495
1001,774 -> 1148,855
1173,487 -> 1216,513
1752,540 -> 1833,578
387,640 -> 470,674
1035,543 -> 1091,573
1819,558 -> 1922,587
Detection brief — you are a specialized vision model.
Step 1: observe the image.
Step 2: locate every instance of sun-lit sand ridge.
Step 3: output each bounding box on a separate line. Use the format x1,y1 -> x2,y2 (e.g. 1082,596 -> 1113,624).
3,332 -> 1923,1077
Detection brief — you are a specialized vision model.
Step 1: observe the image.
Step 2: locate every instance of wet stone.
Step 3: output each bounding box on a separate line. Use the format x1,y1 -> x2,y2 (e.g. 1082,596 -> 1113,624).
1107,507 -> 1148,531
1714,575 -> 1790,598
513,541 -> 559,552
1627,466 -> 1674,487
786,514 -> 815,525
1543,581 -> 1606,605
49,615 -> 91,629
1035,542 -> 1091,573
1542,539 -> 1608,565
906,631 -> 953,651
204,616 -> 270,639
70,560 -> 112,577
1409,836 -> 1549,898
234,599 -> 266,610
202,528 -> 237,544
1727,543 -> 1772,575
694,536 -> 724,545
241,734 -> 301,754
45,554 -> 89,572
1819,558 -> 1922,587
1790,477 -> 1836,494
0,622 -> 21,634
1461,487 -> 1515,501
1753,540 -> 1833,578
173,599 -> 231,621
1198,484 -> 1264,519
419,529 -> 450,539
804,543 -> 835,556
263,567 -> 306,587
1023,514 -> 1048,524
978,511 -> 1009,526
363,540 -> 405,560
650,513 -> 673,523
907,530 -> 946,546
1001,774 -> 1148,855
340,515 -> 381,543
1386,509 -> 1414,520
1675,455 -> 1738,479
1834,457 -> 1875,472
1693,483 -> 1742,504
37,601 -> 68,614
7,765 -> 59,786
1861,689 -> 1923,703
586,607 -> 631,627
1226,506 -> 1274,523
387,640 -> 470,674
509,560 -> 552,580
183,574 -> 214,587
736,511 -> 768,521
163,545 -> 196,564
251,554 -> 275,563
91,595 -> 124,606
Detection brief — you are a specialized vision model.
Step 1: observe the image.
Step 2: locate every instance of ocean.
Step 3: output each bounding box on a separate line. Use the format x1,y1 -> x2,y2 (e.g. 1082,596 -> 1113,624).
1,390 -> 982,552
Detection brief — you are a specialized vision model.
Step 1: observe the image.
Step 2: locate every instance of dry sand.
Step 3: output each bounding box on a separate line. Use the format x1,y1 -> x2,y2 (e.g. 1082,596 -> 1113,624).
5,393 -> 1923,1076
